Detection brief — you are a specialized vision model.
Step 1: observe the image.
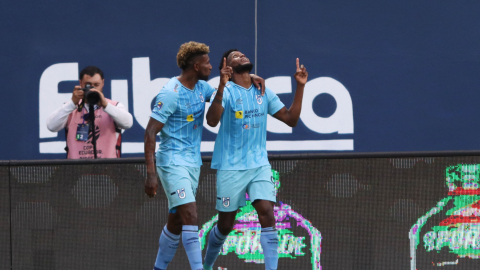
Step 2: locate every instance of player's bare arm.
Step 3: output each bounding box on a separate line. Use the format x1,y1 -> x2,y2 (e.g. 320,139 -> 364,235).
144,118 -> 165,198
273,58 -> 308,127
206,57 -> 232,127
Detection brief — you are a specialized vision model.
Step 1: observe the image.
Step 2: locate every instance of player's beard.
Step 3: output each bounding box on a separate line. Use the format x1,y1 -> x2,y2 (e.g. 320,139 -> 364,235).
233,63 -> 253,73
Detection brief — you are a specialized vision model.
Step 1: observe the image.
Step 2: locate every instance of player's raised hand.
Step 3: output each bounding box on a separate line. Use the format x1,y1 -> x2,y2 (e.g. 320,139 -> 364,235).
294,58 -> 308,86
220,57 -> 232,86
144,173 -> 158,198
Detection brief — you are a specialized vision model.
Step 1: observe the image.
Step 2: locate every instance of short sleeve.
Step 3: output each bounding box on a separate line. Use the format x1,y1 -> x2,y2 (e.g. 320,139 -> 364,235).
202,81 -> 217,101
211,86 -> 231,109
266,87 -> 285,115
150,89 -> 178,124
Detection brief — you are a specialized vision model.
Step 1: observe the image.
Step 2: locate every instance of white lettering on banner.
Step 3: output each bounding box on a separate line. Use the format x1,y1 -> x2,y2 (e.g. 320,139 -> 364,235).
38,58 -> 354,154
302,77 -> 354,134
132,57 -> 170,130
111,80 -> 129,112
39,63 -> 79,138
111,79 -> 129,134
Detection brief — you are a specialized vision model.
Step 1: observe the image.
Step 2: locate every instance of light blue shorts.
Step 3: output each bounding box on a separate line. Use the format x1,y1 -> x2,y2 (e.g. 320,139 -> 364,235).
216,165 -> 275,211
157,165 -> 200,211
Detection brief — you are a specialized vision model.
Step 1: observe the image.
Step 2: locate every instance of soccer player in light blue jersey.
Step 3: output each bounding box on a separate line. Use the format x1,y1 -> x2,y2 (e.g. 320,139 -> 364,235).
144,42 -> 265,270
203,49 -> 308,270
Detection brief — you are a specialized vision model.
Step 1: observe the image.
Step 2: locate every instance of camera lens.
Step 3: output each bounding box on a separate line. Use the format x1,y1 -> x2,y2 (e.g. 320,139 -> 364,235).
84,84 -> 100,104
86,90 -> 100,104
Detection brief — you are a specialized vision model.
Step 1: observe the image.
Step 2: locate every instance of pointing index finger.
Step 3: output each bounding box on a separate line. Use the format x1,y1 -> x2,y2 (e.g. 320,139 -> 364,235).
223,57 -> 227,68
296,58 -> 300,71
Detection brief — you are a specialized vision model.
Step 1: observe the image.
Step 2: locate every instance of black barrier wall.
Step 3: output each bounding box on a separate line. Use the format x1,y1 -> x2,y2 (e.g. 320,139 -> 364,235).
2,155 -> 480,270
0,163 -> 10,270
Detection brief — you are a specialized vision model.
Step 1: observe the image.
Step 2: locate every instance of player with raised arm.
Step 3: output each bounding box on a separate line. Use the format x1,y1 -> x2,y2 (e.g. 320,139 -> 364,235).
203,49 -> 308,270
144,43 -> 265,270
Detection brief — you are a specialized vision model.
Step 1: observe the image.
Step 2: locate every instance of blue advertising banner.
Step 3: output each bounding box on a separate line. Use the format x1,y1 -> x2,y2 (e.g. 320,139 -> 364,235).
1,0 -> 480,160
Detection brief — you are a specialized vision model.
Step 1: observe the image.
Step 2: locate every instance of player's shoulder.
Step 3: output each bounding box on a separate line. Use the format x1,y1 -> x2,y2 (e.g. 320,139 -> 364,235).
223,82 -> 236,94
264,86 -> 275,95
159,78 -> 181,97
264,87 -> 278,100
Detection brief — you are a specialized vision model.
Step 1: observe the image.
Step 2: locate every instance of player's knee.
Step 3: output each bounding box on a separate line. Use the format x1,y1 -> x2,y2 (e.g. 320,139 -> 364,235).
172,217 -> 183,228
217,222 -> 234,235
177,210 -> 197,225
182,212 -> 198,225
178,203 -> 198,225
258,212 -> 275,227
255,203 -> 275,227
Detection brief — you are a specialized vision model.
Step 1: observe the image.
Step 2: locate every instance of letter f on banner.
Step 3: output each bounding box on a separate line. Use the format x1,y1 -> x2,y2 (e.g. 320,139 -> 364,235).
39,63 -> 79,138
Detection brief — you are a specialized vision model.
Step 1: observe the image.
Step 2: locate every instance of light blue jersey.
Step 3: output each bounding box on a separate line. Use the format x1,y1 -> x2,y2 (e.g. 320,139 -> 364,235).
151,77 -> 216,167
211,82 -> 285,170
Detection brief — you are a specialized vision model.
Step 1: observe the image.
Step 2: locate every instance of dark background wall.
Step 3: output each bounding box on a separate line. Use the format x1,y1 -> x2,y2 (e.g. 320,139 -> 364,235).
2,0 -> 480,160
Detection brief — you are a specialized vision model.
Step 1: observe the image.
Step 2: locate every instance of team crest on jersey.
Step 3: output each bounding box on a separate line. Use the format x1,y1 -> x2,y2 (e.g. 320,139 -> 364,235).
256,95 -> 263,105
235,111 -> 244,119
222,197 -> 230,208
187,114 -> 194,122
199,93 -> 204,102
177,188 -> 186,199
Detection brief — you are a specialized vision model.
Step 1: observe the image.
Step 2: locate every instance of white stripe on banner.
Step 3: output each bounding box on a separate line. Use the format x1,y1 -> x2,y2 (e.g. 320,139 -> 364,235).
40,140 -> 353,154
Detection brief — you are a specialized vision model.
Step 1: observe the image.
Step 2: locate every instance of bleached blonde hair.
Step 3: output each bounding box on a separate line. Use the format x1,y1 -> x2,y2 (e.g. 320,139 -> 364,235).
176,41 -> 210,69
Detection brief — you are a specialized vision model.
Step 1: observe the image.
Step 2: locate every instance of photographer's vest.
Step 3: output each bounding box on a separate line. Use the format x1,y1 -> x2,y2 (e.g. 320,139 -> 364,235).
65,99 -> 122,159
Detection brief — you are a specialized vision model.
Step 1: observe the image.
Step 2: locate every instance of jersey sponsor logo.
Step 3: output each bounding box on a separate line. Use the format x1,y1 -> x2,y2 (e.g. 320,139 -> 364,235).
256,95 -> 263,105
235,111 -> 243,119
177,188 -> 186,199
243,124 -> 249,130
199,93 -> 204,102
244,109 -> 265,119
252,123 -> 260,128
187,114 -> 194,122
222,197 -> 230,208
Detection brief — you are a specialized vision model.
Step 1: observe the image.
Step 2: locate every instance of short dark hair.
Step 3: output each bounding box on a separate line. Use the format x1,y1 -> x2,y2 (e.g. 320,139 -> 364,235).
80,66 -> 104,80
219,49 -> 238,70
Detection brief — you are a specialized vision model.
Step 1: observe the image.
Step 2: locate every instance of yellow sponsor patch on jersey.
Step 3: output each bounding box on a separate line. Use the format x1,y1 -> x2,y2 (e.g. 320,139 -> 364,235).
235,111 -> 244,119
187,114 -> 194,122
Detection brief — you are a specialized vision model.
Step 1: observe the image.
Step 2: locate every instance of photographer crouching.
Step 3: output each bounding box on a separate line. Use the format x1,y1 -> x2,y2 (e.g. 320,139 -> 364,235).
46,66 -> 133,159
